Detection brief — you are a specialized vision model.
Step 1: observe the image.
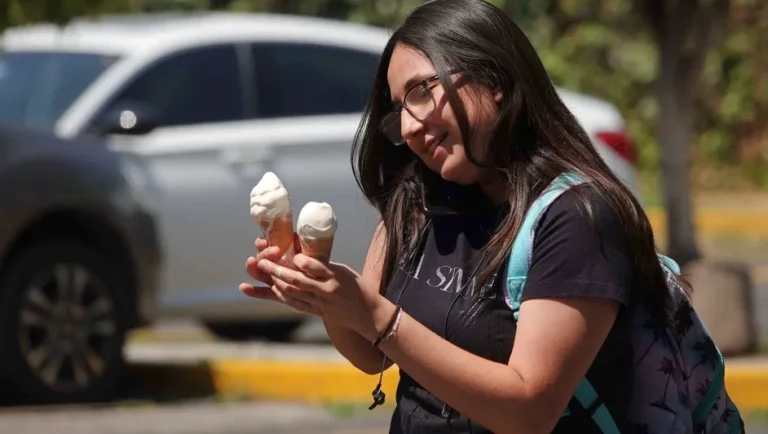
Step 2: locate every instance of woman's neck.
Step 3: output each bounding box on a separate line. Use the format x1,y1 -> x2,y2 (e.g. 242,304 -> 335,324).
479,177 -> 508,205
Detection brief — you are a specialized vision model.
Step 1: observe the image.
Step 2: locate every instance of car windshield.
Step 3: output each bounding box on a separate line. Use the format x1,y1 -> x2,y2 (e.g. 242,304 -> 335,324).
0,50 -> 119,129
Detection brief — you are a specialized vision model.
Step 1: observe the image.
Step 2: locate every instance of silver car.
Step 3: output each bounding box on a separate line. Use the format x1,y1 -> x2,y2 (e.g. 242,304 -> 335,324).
0,13 -> 638,341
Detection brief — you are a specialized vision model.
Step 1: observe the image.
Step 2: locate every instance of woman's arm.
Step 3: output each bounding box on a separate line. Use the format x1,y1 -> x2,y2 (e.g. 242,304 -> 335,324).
255,187 -> 630,433
359,189 -> 632,433
323,222 -> 394,375
366,295 -> 619,434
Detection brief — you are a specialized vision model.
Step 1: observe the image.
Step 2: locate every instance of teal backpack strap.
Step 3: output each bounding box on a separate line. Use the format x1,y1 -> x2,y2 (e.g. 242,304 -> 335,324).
657,253 -> 681,274
573,379 -> 621,434
505,172 -> 584,319
692,346 -> 725,425
505,173 -> 621,434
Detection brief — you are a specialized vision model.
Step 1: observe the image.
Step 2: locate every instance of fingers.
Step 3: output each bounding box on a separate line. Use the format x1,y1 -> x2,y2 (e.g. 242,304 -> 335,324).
246,245 -> 284,284
257,259 -> 321,294
239,282 -> 279,301
293,254 -> 334,280
272,277 -> 320,307
245,256 -> 273,285
267,284 -> 322,316
241,282 -> 321,316
257,245 -> 281,262
255,237 -> 269,251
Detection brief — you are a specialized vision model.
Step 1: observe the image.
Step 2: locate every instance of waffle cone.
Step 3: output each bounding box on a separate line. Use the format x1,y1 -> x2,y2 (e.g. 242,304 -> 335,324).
299,236 -> 334,263
260,212 -> 294,256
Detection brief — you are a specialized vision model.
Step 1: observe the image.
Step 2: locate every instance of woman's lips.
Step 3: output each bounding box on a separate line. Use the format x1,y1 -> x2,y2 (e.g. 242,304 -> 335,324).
427,133 -> 448,158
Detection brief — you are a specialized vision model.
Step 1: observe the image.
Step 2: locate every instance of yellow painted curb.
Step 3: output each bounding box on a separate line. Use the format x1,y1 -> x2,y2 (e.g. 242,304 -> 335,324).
133,359 -> 768,412
726,364 -> 768,413
647,209 -> 768,238
209,359 -> 399,404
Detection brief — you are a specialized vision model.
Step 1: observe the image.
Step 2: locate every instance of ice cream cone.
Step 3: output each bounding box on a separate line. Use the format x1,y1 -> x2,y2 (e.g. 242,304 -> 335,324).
250,172 -> 295,260
260,211 -> 294,256
296,202 -> 337,263
299,235 -> 334,262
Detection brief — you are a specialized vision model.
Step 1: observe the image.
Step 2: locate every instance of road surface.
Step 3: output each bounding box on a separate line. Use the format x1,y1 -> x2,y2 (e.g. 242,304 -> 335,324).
0,400 -> 765,434
0,400 -> 391,434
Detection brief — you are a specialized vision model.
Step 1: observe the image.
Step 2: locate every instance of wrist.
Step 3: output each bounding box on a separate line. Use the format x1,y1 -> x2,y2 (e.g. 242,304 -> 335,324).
362,295 -> 397,342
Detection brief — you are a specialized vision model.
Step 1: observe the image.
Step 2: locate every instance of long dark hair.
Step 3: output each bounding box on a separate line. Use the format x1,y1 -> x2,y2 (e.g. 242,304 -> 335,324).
351,0 -> 668,313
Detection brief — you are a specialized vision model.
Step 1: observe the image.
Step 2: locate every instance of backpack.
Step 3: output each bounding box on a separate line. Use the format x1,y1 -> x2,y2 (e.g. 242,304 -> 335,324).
504,173 -> 743,434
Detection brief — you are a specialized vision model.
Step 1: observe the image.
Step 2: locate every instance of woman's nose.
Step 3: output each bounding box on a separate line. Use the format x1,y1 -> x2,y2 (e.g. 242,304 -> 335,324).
400,109 -> 425,141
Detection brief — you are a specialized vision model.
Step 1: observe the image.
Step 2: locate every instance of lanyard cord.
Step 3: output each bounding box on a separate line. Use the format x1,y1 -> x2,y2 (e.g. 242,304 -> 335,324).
369,219 -> 432,410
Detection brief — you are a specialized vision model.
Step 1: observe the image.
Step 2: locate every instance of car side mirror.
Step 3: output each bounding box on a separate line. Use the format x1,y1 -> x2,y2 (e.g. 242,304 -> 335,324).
89,101 -> 160,137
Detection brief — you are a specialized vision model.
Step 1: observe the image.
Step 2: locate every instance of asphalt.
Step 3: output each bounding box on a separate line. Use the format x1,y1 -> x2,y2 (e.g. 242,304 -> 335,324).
0,400 -> 393,434
2,394 -> 766,434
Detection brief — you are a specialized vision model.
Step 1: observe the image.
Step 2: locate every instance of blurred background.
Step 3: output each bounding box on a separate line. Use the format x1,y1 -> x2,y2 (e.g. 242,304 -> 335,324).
0,0 -> 766,433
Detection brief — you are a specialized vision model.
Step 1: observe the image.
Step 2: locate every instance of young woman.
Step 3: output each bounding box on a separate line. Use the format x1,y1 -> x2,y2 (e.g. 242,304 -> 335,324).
240,1 -> 742,433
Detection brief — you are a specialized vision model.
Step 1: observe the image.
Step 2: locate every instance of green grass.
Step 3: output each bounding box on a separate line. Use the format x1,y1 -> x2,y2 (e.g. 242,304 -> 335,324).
325,401 -> 393,419
747,408 -> 768,426
760,339 -> 768,354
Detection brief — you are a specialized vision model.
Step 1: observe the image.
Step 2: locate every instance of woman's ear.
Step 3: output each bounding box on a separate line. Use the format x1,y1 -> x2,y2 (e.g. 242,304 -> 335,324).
493,89 -> 503,103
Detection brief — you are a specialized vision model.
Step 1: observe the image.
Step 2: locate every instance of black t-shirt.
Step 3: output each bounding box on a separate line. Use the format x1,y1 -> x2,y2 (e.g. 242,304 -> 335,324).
385,186 -> 634,434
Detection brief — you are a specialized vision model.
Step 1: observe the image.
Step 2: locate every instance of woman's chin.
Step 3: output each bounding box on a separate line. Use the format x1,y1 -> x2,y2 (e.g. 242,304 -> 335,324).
438,162 -> 475,185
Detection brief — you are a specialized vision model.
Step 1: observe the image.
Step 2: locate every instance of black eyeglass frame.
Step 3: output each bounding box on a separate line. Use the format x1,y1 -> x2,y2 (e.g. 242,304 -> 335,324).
379,75 -> 442,146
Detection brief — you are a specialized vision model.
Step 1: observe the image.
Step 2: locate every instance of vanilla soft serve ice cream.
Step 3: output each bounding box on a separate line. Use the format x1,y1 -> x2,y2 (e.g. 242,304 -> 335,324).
249,172 -> 291,223
249,172 -> 294,256
297,202 -> 337,241
296,202 -> 337,261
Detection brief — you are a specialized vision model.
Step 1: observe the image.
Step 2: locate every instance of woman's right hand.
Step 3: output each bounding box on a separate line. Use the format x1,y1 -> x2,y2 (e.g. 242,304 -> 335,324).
244,237 -> 281,286
240,235 -> 300,300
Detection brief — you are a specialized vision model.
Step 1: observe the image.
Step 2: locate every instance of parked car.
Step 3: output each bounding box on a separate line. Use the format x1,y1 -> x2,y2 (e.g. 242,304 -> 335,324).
0,124 -> 162,404
0,12 -> 637,341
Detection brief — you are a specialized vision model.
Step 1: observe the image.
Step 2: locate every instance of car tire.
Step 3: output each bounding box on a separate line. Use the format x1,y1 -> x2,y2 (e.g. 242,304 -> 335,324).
0,240 -> 130,405
204,320 -> 303,342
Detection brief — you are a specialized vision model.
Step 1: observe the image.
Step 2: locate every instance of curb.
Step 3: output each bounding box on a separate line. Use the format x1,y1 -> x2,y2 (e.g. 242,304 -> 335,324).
128,359 -> 399,405
129,358 -> 768,412
646,209 -> 768,239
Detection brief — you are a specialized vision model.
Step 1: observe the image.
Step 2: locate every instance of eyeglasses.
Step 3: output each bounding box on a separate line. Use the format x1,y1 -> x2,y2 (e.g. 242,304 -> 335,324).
380,75 -> 441,146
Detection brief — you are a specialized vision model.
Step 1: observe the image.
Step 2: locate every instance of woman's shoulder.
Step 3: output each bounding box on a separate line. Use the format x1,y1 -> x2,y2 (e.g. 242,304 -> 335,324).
539,184 -> 624,231
523,184 -> 635,306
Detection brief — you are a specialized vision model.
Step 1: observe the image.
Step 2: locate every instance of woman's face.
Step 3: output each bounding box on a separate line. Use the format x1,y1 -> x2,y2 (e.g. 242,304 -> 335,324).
386,43 -> 501,186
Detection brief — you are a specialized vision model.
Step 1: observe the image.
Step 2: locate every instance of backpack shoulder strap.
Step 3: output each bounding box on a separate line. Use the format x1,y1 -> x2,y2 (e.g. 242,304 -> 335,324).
504,172 -> 621,434
505,172 -> 585,319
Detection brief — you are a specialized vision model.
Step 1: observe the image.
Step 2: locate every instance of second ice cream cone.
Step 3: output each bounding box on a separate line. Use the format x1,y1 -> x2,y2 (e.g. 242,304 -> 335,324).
296,202 -> 337,263
299,235 -> 334,262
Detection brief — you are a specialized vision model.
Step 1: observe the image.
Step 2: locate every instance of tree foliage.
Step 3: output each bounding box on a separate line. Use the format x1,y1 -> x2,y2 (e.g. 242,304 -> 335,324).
0,0 -> 765,261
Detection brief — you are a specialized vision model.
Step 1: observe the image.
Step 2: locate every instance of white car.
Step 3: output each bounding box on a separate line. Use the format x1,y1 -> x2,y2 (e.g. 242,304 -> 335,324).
0,13 -> 638,340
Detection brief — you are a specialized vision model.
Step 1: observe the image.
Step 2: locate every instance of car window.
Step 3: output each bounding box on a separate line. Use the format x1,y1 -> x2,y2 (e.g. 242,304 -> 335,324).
250,43 -> 380,118
0,51 -> 118,129
103,44 -> 244,127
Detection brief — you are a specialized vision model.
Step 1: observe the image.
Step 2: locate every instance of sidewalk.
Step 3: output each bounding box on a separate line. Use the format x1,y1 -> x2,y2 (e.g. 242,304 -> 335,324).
125,341 -> 768,414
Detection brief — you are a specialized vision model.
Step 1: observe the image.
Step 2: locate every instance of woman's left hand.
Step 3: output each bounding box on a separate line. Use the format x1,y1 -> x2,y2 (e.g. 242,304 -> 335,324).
255,254 -> 388,340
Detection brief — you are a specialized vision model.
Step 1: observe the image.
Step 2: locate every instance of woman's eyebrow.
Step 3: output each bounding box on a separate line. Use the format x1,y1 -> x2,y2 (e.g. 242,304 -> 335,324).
403,72 -> 435,90
390,72 -> 437,104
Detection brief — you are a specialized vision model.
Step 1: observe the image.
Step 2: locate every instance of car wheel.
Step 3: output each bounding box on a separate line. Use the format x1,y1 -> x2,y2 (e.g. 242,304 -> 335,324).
204,320 -> 303,342
0,240 -> 130,405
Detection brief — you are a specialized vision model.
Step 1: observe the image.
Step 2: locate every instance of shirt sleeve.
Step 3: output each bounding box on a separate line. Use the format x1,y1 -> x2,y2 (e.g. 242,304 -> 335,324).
521,186 -> 633,306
